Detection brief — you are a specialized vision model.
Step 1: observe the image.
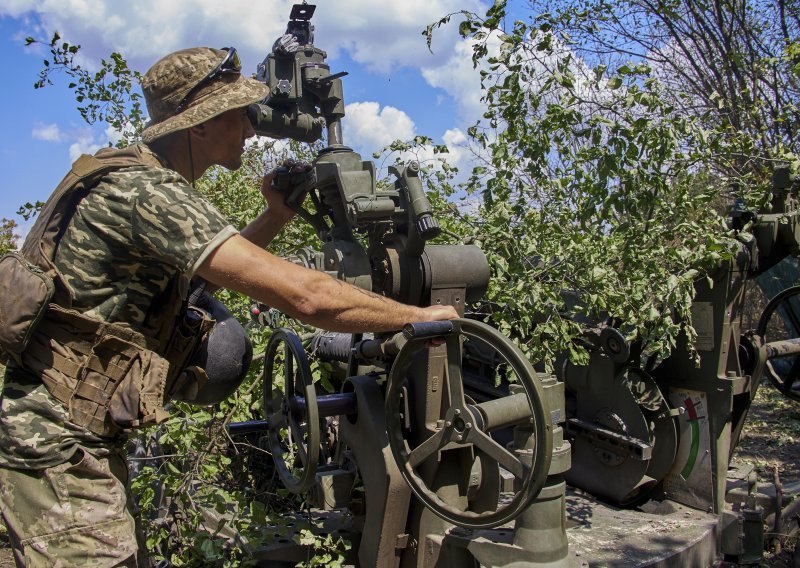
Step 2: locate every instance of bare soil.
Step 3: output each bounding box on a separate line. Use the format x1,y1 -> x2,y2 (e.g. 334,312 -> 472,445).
735,382 -> 800,483
733,383 -> 800,567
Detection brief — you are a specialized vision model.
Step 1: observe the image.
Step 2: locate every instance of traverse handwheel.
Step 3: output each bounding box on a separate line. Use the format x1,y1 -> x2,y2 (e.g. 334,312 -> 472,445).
757,286 -> 800,402
264,329 -> 321,493
385,318 -> 552,529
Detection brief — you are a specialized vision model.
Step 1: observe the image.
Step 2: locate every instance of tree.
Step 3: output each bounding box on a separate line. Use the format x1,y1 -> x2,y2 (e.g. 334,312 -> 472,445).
524,0 -> 800,176
424,0 -> 790,368
27,33 -> 145,144
0,218 -> 19,255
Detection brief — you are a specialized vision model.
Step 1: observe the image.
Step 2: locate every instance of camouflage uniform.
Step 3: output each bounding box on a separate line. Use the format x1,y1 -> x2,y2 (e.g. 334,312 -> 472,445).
0,144 -> 235,566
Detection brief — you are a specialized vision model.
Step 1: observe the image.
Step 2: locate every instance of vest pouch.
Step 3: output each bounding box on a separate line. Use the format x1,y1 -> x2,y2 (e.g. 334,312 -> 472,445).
0,253 -> 55,364
70,333 -> 170,436
164,305 -> 215,399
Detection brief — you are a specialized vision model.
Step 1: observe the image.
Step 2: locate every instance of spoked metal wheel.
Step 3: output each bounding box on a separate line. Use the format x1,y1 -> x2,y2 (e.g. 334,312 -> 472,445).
757,286 -> 800,402
263,329 -> 321,493
385,318 -> 552,529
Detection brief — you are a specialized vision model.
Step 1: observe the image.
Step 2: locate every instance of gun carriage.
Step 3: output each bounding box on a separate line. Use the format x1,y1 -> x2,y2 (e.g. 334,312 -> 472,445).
227,5 -> 800,566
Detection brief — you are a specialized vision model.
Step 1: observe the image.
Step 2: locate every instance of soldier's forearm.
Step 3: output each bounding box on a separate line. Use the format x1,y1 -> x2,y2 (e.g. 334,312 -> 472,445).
290,273 -> 454,332
196,234 -> 457,332
238,206 -> 293,249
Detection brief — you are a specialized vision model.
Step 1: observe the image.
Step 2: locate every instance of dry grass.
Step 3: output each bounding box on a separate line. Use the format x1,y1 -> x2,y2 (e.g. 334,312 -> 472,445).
736,381 -> 800,481
734,382 -> 800,566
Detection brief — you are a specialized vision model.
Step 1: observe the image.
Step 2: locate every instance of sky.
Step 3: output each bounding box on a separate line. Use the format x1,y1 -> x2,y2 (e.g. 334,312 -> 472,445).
0,0 -> 497,238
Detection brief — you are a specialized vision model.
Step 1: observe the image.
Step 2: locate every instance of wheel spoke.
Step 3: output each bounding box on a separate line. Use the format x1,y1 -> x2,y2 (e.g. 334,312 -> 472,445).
267,388 -> 285,419
262,329 -> 321,494
288,417 -> 308,463
386,318 -> 552,528
284,347 -> 295,393
268,405 -> 287,430
408,427 -> 448,469
468,428 -> 527,479
445,335 -> 467,408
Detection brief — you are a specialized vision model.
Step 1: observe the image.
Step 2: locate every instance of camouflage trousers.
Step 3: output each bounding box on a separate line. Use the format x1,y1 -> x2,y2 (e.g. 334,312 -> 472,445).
0,448 -> 145,567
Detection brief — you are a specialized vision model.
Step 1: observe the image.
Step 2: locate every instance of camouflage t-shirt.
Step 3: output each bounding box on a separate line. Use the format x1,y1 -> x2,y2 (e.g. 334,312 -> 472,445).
0,144 -> 236,469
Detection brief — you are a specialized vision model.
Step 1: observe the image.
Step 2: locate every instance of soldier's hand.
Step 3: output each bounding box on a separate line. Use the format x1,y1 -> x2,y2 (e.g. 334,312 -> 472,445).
261,170 -> 293,221
420,304 -> 459,321
262,160 -> 313,220
418,305 -> 459,346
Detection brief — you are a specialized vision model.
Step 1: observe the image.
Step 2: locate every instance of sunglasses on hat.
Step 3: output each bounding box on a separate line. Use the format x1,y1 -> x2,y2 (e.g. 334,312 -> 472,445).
175,47 -> 242,114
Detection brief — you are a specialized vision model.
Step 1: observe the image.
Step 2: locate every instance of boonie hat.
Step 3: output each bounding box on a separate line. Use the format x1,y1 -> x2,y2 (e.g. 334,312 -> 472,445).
140,47 -> 267,143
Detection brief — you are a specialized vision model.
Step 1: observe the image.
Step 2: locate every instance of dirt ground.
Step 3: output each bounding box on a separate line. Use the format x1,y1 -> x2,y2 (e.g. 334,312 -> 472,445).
733,382 -> 800,567
735,381 -> 800,484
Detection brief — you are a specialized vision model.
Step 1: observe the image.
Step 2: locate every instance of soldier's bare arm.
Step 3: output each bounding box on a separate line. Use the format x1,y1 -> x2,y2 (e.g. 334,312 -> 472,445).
195,233 -> 458,332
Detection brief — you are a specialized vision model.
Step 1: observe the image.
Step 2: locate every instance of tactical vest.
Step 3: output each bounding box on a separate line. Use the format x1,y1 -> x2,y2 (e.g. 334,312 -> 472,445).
0,145 -> 212,437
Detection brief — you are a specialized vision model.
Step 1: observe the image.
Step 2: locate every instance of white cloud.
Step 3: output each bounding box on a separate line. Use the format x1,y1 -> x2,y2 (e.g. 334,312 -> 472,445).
318,0 -> 487,73
0,0 -> 35,17
402,128 -> 470,178
68,129 -> 106,161
30,121 -> 121,161
339,102 -> 473,188
343,101 -> 416,155
1,1 -> 488,75
441,127 -> 469,167
421,35 -> 499,126
32,122 -> 64,142
104,124 -> 124,147
3,0 -> 495,157
5,0 -> 502,187
383,127 -> 471,174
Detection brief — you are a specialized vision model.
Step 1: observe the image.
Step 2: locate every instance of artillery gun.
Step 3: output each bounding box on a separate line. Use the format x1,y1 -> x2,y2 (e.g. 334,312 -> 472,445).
228,4 -> 800,566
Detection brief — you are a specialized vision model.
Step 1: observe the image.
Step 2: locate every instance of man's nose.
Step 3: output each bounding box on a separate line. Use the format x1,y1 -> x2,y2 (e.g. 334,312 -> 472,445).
243,112 -> 256,139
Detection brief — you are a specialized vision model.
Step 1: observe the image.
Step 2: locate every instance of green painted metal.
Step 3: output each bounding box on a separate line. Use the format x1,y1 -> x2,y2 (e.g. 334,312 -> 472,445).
225,5 -> 800,566
385,318 -> 552,530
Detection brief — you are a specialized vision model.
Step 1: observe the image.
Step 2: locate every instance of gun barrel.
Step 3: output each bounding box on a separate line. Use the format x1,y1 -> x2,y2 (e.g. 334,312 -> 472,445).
765,337 -> 800,359
227,419 -> 269,435
290,392 -> 358,418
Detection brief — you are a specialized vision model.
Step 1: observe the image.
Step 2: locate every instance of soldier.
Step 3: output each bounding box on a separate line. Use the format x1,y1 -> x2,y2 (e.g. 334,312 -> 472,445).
0,47 -> 457,566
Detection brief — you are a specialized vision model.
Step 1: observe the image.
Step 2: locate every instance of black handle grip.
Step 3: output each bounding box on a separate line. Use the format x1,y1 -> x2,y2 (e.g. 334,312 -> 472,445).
402,320 -> 454,340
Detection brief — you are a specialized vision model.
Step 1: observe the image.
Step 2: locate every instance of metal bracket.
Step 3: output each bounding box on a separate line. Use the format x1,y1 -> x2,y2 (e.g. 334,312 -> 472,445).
566,417 -> 653,461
